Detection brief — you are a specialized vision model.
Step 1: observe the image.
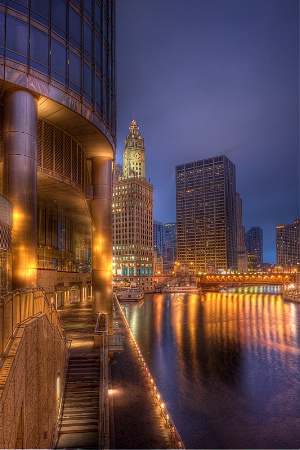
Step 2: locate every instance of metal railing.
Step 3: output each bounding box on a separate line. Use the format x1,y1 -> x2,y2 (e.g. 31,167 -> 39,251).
0,289 -> 70,449
0,287 -> 66,355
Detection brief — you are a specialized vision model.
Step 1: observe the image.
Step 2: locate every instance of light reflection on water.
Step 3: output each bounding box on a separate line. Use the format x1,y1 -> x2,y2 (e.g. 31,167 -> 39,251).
122,290 -> 300,449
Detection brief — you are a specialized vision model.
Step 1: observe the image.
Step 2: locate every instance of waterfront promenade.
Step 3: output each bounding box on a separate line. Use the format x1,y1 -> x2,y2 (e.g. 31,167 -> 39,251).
57,296 -> 173,449
111,301 -> 172,449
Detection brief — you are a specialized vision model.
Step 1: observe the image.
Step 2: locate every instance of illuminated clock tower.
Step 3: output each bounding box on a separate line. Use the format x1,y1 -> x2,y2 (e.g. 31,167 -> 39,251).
123,119 -> 146,178
112,119 -> 154,291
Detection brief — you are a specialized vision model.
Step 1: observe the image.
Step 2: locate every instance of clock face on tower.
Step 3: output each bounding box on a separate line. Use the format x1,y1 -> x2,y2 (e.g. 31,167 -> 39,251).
135,151 -> 141,160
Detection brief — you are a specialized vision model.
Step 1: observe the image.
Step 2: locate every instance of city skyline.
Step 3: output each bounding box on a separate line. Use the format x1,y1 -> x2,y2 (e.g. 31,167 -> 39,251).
116,0 -> 299,264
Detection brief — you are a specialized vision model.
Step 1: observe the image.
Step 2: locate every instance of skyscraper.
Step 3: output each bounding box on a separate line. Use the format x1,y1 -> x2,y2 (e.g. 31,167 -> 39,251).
112,120 -> 154,291
163,222 -> 177,272
176,155 -> 237,273
245,227 -> 263,265
0,0 -> 116,320
276,219 -> 300,266
236,193 -> 247,272
0,2 -> 116,445
154,221 -> 163,257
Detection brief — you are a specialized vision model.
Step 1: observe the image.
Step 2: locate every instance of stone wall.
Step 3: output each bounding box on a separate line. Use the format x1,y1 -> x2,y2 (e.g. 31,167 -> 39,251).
0,313 -> 68,448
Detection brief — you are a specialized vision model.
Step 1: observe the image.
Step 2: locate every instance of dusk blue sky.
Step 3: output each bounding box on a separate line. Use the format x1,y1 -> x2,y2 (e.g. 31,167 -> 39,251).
116,0 -> 299,264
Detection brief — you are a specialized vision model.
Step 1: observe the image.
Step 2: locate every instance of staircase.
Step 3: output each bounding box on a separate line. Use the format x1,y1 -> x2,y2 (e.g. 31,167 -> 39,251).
56,352 -> 100,448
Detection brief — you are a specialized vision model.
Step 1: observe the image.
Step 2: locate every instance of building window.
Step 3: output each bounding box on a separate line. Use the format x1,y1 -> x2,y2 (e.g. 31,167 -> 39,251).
51,38 -> 67,82
83,62 -> 93,102
30,26 -> 49,70
0,13 -> 4,55
69,6 -> 81,48
51,0 -> 67,37
6,16 -> 28,63
69,50 -> 81,92
84,21 -> 93,58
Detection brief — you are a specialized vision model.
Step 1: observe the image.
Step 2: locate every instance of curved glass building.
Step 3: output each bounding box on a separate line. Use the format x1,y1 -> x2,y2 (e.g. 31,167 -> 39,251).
0,0 -> 116,326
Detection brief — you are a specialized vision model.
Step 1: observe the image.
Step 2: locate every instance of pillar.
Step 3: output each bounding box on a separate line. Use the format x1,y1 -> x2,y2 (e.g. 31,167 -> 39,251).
3,90 -> 38,290
91,156 -> 113,333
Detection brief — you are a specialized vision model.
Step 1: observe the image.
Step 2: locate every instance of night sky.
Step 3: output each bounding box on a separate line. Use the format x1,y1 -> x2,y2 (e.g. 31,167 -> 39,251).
116,0 -> 299,264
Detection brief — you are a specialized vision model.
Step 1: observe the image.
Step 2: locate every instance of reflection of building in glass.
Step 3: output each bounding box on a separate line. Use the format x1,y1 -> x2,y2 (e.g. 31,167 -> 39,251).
0,1 -> 116,319
176,156 -> 237,273
276,219 -> 300,266
245,226 -> 263,266
163,222 -> 177,272
112,120 -> 154,291
0,195 -> 12,294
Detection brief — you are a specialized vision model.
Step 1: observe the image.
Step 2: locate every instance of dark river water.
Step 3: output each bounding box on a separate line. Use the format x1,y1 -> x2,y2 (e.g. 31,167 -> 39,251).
121,288 -> 300,449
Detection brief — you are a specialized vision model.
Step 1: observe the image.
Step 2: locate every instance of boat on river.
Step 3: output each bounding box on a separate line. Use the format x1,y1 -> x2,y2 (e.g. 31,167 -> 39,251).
283,291 -> 300,303
116,286 -> 144,302
162,285 -> 200,293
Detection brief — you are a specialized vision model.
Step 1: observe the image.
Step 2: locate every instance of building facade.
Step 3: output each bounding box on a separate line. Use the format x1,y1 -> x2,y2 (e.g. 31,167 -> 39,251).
245,226 -> 263,266
176,155 -> 237,273
236,193 -> 247,272
163,222 -> 176,273
0,0 -> 116,326
112,120 -> 154,291
276,219 -> 300,267
154,220 -> 163,257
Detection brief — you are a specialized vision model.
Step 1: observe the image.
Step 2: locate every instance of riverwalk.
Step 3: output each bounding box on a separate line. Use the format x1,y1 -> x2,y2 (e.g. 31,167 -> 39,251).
56,296 -> 173,449
110,301 -> 172,449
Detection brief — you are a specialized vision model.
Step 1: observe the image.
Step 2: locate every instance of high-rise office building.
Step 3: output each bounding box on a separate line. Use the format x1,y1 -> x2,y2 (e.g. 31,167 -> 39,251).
112,120 -> 154,291
163,222 -> 177,272
154,221 -> 163,257
245,227 -> 263,265
0,0 -> 116,321
176,155 -> 237,273
276,219 -> 300,266
236,193 -> 247,272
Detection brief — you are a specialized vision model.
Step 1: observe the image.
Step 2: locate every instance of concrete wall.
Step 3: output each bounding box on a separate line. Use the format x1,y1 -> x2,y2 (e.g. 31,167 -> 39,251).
0,313 -> 68,448
37,269 -> 91,295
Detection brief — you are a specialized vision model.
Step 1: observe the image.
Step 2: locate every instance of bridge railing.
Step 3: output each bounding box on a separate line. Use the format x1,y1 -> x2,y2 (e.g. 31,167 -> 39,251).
0,286 -> 66,354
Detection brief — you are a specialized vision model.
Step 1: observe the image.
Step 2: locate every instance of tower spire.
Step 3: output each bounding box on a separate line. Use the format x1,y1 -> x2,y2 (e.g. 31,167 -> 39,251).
123,118 -> 146,179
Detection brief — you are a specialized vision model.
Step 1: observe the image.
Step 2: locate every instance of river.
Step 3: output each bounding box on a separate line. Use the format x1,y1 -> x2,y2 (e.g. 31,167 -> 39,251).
121,288 -> 300,449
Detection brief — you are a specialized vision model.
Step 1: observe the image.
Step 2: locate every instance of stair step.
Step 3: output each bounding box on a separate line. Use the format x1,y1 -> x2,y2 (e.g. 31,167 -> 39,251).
63,406 -> 99,412
62,413 -> 98,418
61,419 -> 98,426
58,350 -> 101,441
59,427 -> 98,434
64,398 -> 98,403
64,396 -> 99,402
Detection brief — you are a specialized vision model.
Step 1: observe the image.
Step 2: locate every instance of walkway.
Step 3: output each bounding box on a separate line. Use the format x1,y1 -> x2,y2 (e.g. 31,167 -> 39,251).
56,297 -> 172,449
110,302 -> 172,449
56,297 -> 100,449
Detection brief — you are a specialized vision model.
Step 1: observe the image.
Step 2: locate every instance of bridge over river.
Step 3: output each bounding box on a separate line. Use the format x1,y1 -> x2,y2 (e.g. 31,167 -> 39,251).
197,272 -> 296,289
154,272 -> 296,291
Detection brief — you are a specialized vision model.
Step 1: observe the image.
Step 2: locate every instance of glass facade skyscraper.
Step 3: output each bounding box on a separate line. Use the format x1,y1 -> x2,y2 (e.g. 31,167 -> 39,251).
245,226 -> 263,265
153,221 -> 163,257
163,222 -> 176,272
0,0 -> 115,132
0,0 -> 116,323
176,155 -> 237,273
